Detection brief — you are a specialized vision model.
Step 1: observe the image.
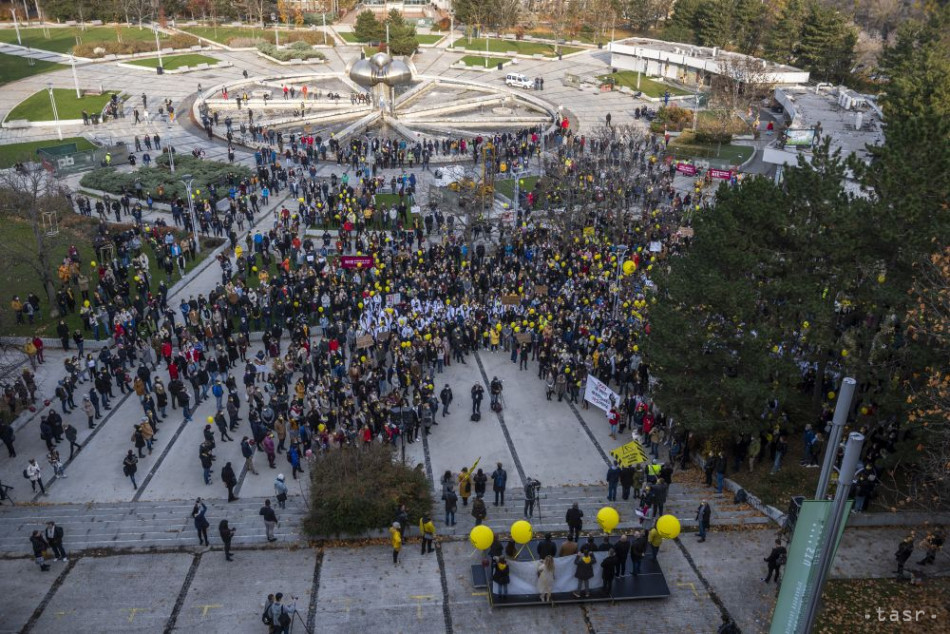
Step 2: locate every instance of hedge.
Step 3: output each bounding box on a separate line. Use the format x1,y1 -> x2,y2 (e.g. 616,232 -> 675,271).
257,41 -> 326,62
79,155 -> 253,202
73,33 -> 199,58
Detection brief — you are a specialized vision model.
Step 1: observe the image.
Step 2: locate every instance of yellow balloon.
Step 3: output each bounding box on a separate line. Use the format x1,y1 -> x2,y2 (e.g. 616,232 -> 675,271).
596,507 -> 620,533
318,424 -> 326,432
207,416 -> 214,423
90,261 -> 97,267
622,260 -> 637,276
511,520 -> 533,545
470,525 -> 494,550
83,300 -> 90,307
656,514 -> 681,539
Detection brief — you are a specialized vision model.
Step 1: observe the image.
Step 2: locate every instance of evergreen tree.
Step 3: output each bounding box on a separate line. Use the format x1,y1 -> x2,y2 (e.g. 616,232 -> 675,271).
732,0 -> 769,55
763,0 -> 804,65
354,10 -> 384,43
662,0 -> 704,44
386,9 -> 419,56
795,2 -> 856,83
696,0 -> 734,49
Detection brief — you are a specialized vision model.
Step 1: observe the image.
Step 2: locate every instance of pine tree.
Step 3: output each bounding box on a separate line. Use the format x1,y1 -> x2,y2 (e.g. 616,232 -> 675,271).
662,0 -> 704,44
795,2 -> 856,82
354,10 -> 384,43
764,0 -> 804,64
732,0 -> 769,55
696,0 -> 735,49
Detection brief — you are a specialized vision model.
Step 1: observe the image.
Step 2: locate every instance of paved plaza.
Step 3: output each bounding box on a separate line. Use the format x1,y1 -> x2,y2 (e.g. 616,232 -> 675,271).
0,26 -> 939,634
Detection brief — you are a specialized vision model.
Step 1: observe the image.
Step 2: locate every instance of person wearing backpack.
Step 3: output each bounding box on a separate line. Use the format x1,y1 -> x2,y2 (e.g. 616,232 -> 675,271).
763,538 -> 787,583
268,592 -> 293,634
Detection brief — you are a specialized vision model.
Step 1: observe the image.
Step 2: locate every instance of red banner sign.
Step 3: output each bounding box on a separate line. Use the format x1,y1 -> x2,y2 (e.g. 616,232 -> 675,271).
710,168 -> 733,180
675,162 -> 697,176
340,256 -> 375,269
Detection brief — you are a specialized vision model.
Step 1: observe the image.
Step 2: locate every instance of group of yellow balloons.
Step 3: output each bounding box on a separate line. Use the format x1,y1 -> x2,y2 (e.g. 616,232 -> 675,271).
469,508 -> 682,550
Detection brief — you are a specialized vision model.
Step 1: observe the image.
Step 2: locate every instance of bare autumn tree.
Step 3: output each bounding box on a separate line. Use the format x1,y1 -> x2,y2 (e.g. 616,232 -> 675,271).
902,247 -> 950,510
0,166 -> 73,319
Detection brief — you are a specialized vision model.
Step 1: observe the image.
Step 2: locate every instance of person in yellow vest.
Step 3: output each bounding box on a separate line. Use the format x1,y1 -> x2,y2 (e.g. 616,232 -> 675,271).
419,515 -> 436,555
390,522 -> 402,565
648,525 -> 663,559
24,339 -> 38,369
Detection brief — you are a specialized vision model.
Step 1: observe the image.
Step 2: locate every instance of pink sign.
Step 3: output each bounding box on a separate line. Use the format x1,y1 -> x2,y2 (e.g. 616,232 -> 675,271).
340,256 -> 375,269
675,162 -> 697,176
710,169 -> 734,180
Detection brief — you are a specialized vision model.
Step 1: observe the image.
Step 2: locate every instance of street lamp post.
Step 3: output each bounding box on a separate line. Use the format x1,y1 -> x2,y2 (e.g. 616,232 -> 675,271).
611,245 -> 628,320
815,377 -> 856,500
153,25 -> 163,68
322,13 -> 327,45
12,9 -> 22,45
800,432 -> 865,634
180,174 -> 201,254
70,55 -> 81,99
167,144 -> 175,173
47,83 -> 62,141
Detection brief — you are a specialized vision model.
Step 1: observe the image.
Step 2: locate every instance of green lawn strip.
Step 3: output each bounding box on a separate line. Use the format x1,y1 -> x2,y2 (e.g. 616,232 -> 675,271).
459,55 -> 511,67
449,37 -> 580,57
524,28 -> 635,45
667,139 -> 753,164
494,175 -> 538,200
0,26 -> 180,54
338,32 -> 361,44
6,89 -> 113,122
0,51 -> 65,88
179,26 -> 332,47
125,53 -> 218,70
0,137 -> 96,169
0,213 -> 207,337
416,34 -> 444,45
599,71 -> 692,98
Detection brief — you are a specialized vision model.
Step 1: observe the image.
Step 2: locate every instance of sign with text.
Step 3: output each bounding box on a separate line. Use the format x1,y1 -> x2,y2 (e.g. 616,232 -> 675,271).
610,440 -> 648,466
340,255 -> 375,269
675,162 -> 697,176
770,499 -> 853,634
533,285 -> 548,297
501,294 -> 521,305
385,293 -> 402,306
583,374 -> 620,412
709,168 -> 733,180
514,333 -> 532,344
356,335 -> 375,349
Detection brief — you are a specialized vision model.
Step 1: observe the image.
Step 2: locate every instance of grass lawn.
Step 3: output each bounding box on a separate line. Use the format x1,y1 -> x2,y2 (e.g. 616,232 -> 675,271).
600,71 -> 692,98
494,175 -> 538,200
0,212 -> 204,337
340,32 -> 442,45
179,26 -> 332,47
0,137 -> 96,169
416,34 -> 444,45
0,51 -> 64,88
460,55 -> 511,67
524,27 -> 633,45
816,578 -> 950,633
0,26 -> 182,54
6,89 -> 114,122
667,138 -> 753,165
126,53 -> 218,70
450,37 -> 581,57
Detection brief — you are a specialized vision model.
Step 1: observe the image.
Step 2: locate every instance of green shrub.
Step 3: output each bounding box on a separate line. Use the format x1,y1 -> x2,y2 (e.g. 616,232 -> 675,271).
303,442 -> 434,538
80,155 -> 252,202
693,130 -> 733,144
256,41 -> 326,61
73,34 -> 198,58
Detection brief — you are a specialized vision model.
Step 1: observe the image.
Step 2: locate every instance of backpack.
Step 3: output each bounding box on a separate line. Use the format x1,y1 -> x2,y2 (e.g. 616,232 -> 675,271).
733,489 -> 748,505
261,604 -> 273,626
777,553 -> 788,566
278,607 -> 291,628
470,413 -> 481,422
23,468 -> 30,480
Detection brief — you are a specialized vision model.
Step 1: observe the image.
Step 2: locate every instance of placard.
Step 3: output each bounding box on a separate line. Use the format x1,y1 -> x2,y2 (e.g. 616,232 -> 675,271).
709,168 -> 733,180
356,335 -> 375,349
609,440 -> 648,466
533,285 -> 548,296
514,333 -> 532,344
385,292 -> 402,306
340,255 -> 375,269
501,294 -> 520,305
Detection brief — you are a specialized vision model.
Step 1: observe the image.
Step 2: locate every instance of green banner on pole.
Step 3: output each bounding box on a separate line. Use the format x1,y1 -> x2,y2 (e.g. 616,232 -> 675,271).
770,499 -> 853,634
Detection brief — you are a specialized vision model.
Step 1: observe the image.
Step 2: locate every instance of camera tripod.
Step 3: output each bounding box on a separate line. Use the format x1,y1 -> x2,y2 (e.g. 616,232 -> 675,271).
0,482 -> 14,506
288,596 -> 312,634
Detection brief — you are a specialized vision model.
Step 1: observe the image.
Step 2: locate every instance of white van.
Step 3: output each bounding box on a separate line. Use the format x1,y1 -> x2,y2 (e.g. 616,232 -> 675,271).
505,73 -> 532,89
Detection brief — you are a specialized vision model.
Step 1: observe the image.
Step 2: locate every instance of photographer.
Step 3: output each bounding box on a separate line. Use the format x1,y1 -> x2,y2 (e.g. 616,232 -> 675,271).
524,478 -> 540,518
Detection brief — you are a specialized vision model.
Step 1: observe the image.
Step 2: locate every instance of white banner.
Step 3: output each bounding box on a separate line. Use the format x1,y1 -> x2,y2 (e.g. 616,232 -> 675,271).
584,374 -> 620,413
493,554 -> 605,595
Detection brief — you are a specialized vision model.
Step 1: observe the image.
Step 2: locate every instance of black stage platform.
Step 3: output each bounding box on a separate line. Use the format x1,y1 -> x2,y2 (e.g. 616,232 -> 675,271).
469,538 -> 671,607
